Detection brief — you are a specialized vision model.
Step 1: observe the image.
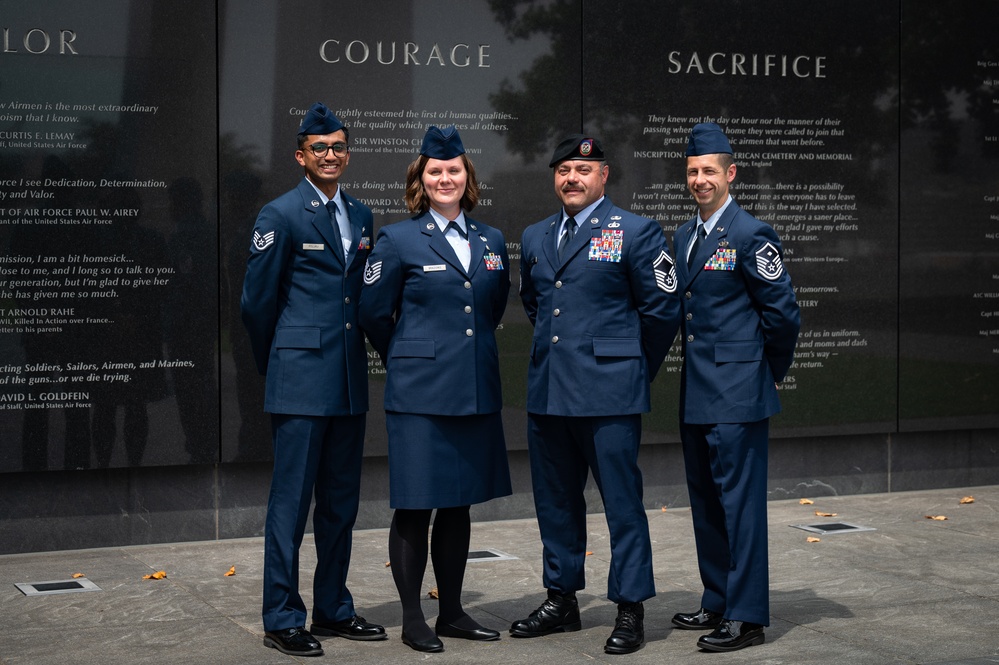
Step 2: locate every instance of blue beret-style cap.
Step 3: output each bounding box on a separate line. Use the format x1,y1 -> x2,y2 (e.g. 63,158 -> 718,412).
685,122 -> 733,156
298,102 -> 345,136
549,134 -> 605,167
420,125 -> 465,159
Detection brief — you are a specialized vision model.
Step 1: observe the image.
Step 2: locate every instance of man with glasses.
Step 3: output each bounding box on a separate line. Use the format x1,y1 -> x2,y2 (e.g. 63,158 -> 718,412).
241,101 -> 385,657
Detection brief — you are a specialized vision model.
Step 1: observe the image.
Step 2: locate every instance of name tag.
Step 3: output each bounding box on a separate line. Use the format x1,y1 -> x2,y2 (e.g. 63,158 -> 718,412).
303,243 -> 324,251
423,264 -> 446,272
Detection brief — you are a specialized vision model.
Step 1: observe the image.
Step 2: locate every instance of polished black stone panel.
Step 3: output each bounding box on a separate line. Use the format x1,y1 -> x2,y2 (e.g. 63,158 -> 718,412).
577,0 -> 900,440
1,0 -> 997,559
0,465 -> 217,555
768,434 -> 891,499
898,2 -> 999,431
215,461 -> 269,541
217,0 -> 582,462
891,429 -> 999,491
4,430 -> 997,555
0,1 -> 219,472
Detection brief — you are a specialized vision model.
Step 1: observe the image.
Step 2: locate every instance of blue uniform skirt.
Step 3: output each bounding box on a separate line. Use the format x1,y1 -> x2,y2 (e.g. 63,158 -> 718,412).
386,411 -> 512,510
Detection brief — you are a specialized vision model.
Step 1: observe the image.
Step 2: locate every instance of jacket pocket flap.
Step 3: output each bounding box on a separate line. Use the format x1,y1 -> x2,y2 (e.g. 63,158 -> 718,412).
714,340 -> 763,363
592,337 -> 642,357
274,327 -> 321,349
391,338 -> 436,358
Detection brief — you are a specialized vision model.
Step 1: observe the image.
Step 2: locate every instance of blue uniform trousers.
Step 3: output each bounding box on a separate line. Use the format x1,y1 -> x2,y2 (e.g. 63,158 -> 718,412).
680,418 -> 770,626
262,413 -> 365,631
527,413 -> 654,604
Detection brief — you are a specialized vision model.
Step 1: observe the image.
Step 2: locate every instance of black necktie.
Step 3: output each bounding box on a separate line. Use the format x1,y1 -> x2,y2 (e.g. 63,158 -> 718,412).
558,217 -> 576,261
326,200 -> 346,255
688,223 -> 705,268
446,221 -> 467,240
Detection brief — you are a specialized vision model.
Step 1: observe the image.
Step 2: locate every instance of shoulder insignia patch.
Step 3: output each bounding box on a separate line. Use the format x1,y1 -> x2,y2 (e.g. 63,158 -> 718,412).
364,261 -> 382,284
755,242 -> 784,280
652,250 -> 677,293
253,230 -> 275,251
363,259 -> 383,285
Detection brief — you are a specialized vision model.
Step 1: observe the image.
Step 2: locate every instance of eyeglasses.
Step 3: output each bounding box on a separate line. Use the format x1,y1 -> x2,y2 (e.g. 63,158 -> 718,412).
306,142 -> 348,158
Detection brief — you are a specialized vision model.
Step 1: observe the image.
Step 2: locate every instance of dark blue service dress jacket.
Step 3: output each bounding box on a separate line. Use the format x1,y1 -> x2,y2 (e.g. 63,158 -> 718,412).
358,211 -> 510,415
673,199 -> 800,424
241,178 -> 373,416
519,197 -> 680,416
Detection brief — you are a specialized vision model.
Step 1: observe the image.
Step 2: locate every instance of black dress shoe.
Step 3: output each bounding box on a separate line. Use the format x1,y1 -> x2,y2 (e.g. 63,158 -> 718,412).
263,627 -> 323,656
510,590 -> 582,637
697,619 -> 765,652
402,630 -> 445,652
671,607 -> 723,630
310,615 -> 387,641
604,602 -> 645,655
436,620 -> 501,641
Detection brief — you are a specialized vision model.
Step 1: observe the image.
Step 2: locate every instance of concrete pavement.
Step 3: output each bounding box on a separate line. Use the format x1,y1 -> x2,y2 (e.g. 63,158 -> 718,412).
2,485 -> 998,664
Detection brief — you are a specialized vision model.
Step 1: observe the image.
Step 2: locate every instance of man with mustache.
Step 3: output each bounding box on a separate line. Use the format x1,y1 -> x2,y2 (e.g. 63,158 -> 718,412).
512,135 -> 680,655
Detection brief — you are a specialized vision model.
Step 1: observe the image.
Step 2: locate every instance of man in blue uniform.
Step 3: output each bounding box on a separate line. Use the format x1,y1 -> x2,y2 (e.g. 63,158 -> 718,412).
670,123 -> 800,652
512,135 -> 680,655
241,102 -> 385,657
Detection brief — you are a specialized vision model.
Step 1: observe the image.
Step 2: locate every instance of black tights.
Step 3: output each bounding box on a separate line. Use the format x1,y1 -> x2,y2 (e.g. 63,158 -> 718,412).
389,506 -> 481,639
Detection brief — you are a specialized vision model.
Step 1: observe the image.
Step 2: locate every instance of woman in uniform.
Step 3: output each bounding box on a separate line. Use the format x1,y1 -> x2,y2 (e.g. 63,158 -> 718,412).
359,125 -> 511,653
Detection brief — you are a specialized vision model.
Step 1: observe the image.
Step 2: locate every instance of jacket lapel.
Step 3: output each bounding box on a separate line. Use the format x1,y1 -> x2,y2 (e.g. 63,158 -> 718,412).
420,213 -> 467,275
465,218 -> 486,278
541,216 -> 560,270
301,181 -> 344,267
343,196 -> 367,267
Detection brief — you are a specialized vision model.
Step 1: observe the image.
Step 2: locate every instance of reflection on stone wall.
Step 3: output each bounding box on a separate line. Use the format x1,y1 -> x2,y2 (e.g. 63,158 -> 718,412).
1,1 -> 996,474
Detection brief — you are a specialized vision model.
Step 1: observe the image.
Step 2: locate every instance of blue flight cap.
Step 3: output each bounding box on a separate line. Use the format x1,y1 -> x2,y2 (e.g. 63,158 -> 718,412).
420,125 -> 465,159
549,134 -> 605,167
685,122 -> 733,156
298,102 -> 345,136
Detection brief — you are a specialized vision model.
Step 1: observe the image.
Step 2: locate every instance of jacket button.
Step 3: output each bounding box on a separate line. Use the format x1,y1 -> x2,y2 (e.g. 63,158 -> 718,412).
344,296 -> 351,304
555,280 -> 563,288
466,329 -> 474,337
552,335 -> 559,343
464,281 -> 471,289
685,291 -> 692,299
346,323 -> 353,330
686,334 -> 694,342
464,306 -> 472,313
685,313 -> 693,320
553,308 -> 560,316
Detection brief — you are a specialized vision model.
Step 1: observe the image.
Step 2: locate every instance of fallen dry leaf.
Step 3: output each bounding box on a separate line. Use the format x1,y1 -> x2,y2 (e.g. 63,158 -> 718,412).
924,515 -> 948,521
661,506 -> 668,512
428,587 -> 439,599
71,573 -> 85,579
799,498 -> 815,505
814,511 -> 837,517
224,566 -> 236,577
806,537 -> 821,543
385,561 -> 391,567
586,551 -> 594,556
960,496 -> 975,505
142,570 -> 167,580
